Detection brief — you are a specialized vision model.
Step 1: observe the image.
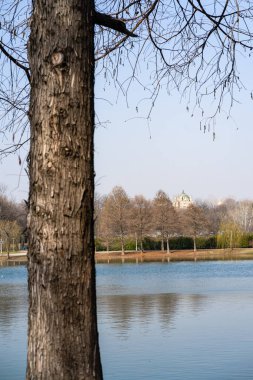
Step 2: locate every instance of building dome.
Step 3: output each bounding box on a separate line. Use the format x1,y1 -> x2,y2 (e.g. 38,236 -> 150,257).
173,190 -> 192,209
180,190 -> 191,201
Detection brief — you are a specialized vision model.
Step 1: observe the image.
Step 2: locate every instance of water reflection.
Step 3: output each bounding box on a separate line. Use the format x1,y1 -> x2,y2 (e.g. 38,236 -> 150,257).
0,285 -> 27,329
96,262 -> 253,380
98,290 -> 253,380
0,260 -> 26,267
2,262 -> 253,380
0,267 -> 27,380
98,292 -> 208,338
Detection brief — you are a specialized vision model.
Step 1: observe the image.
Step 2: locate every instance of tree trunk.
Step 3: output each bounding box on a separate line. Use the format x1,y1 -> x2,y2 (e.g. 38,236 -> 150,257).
140,231 -> 143,252
166,237 -> 170,254
230,230 -> 233,250
193,236 -> 197,252
121,236 -> 125,255
161,237 -> 164,252
27,1 -> 103,379
7,243 -> 10,260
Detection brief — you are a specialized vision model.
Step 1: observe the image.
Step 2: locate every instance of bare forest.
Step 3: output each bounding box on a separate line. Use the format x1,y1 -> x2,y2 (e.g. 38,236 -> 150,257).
95,187 -> 253,252
0,187 -> 27,255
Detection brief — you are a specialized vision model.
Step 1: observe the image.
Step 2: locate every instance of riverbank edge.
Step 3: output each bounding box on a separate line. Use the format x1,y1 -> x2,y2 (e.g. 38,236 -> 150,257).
95,248 -> 253,262
2,248 -> 253,263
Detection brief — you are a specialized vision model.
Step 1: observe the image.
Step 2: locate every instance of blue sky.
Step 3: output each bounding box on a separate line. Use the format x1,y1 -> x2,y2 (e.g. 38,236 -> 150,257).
2,48 -> 253,203
94,57 -> 253,203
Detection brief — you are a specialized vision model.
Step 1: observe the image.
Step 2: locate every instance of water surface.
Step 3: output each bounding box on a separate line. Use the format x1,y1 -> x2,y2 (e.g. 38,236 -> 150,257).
0,265 -> 27,380
1,261 -> 253,379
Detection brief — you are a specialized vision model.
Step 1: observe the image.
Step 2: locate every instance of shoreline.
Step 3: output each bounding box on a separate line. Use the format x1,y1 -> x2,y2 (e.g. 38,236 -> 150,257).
0,251 -> 28,265
1,248 -> 253,264
95,248 -> 253,263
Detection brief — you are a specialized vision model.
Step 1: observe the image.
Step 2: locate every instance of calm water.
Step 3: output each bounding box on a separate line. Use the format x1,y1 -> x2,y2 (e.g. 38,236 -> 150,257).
1,261 -> 253,379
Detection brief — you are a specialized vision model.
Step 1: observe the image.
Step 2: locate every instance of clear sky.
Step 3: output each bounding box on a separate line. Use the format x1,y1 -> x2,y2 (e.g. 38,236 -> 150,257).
1,51 -> 253,204
1,150 -> 28,202
94,56 -> 253,203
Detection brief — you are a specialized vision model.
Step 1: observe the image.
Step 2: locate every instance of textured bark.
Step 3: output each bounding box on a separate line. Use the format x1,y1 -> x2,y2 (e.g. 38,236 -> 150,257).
27,1 -> 103,379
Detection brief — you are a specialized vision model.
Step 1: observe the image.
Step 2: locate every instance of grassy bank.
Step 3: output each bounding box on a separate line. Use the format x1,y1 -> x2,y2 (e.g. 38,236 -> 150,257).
2,248 -> 253,264
95,248 -> 253,263
0,251 -> 28,265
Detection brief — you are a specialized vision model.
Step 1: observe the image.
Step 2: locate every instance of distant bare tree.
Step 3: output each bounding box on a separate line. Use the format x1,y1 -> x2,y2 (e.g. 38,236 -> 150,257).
94,193 -> 104,248
130,195 -> 152,252
227,200 -> 253,233
96,195 -> 114,252
0,220 -> 21,258
153,190 -> 179,252
164,207 -> 180,254
0,189 -> 27,231
103,186 -> 131,254
182,204 -> 210,252
196,201 -> 229,235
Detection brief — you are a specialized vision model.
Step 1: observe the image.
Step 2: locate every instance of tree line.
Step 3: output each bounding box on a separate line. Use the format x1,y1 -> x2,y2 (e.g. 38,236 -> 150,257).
95,187 -> 253,253
0,187 -> 27,256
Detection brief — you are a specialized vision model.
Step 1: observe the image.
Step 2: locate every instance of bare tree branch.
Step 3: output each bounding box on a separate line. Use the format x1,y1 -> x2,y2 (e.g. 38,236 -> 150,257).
94,12 -> 138,37
0,42 -> 30,82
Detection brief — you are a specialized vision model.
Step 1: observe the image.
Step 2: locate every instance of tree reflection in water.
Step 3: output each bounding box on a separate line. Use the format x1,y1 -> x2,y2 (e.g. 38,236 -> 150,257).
97,293 -> 206,335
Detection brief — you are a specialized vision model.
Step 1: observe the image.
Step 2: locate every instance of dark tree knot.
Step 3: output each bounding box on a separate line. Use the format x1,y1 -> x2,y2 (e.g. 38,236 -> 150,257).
51,52 -> 65,67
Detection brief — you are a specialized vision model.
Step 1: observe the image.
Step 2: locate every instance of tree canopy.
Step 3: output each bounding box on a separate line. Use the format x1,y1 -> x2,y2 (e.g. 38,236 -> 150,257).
1,1 -> 253,154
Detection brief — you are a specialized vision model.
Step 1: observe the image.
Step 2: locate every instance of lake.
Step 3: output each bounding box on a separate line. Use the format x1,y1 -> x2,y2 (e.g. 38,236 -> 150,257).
1,261 -> 253,379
